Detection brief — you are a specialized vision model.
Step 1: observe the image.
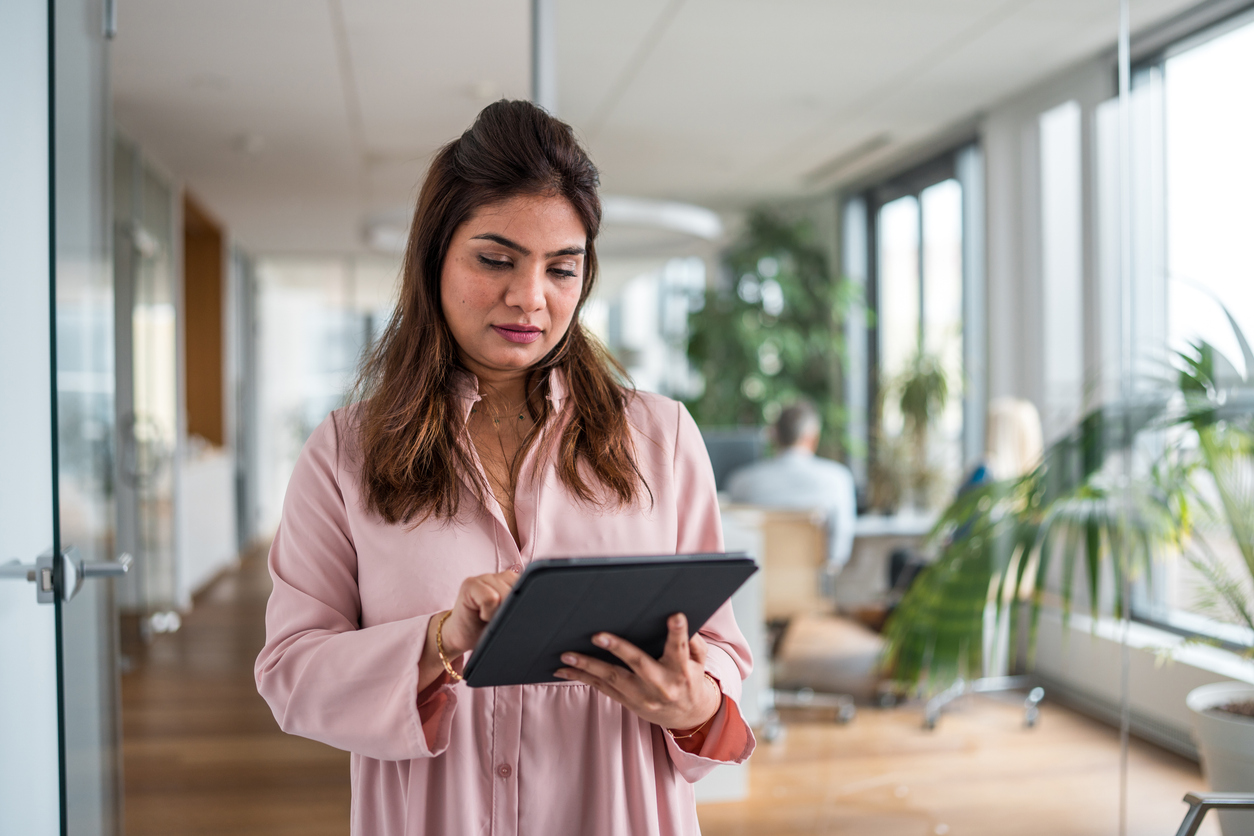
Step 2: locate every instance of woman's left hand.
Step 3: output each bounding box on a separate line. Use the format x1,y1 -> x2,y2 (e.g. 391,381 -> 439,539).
554,613 -> 722,733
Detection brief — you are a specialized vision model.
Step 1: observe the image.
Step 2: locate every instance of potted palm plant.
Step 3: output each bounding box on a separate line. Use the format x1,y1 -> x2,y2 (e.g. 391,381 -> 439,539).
1173,333 -> 1254,836
880,399 -> 1180,689
881,308 -> 1254,829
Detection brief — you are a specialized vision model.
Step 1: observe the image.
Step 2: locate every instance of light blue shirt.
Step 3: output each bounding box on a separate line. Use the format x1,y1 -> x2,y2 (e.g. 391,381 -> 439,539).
726,448 -> 857,569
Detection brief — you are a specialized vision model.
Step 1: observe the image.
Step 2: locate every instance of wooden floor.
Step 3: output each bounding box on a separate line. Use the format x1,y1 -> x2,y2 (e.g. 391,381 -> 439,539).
121,548 -> 1214,836
121,546 -> 351,836
699,700 -> 1215,836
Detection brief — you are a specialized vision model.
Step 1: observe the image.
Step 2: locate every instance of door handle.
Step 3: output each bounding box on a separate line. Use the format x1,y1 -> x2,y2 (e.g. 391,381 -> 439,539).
0,548 -> 131,604
1,554 -> 55,602
62,547 -> 132,602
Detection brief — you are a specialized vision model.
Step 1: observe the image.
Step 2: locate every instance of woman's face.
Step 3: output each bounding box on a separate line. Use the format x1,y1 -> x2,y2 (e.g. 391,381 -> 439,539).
440,193 -> 587,382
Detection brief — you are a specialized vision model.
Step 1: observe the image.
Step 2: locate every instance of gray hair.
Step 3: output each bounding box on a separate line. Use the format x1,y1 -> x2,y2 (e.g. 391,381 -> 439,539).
774,400 -> 820,448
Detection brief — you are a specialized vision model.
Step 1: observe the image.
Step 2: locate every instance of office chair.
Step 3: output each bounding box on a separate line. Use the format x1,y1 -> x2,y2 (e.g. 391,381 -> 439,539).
1174,793 -> 1254,836
753,508 -> 877,741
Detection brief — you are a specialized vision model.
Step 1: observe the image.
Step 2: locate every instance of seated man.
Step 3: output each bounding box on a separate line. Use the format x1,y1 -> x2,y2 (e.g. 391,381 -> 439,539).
726,400 -> 857,574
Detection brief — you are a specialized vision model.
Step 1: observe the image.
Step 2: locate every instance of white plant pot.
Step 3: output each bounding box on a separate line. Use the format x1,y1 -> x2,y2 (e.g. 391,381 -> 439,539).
1188,682 -> 1254,836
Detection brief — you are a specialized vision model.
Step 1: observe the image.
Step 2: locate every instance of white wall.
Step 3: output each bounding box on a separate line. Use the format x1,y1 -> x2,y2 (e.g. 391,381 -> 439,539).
177,445 -> 239,606
1034,612 -> 1254,758
982,52 -> 1116,434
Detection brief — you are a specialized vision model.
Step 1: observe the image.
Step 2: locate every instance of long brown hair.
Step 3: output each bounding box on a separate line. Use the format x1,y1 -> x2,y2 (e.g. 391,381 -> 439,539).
353,100 -> 646,525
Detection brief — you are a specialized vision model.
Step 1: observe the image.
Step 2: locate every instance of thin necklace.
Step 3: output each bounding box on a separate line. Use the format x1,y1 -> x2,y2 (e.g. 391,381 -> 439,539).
471,392 -> 535,503
472,385 -> 531,425
471,398 -> 528,426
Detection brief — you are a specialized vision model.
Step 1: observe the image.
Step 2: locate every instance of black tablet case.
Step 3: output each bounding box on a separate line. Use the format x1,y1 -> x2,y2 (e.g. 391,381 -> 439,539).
462,553 -> 757,687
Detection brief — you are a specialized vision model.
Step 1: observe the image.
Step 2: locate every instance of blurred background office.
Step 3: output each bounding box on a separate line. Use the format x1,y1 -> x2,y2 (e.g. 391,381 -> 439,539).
4,0 -> 1254,834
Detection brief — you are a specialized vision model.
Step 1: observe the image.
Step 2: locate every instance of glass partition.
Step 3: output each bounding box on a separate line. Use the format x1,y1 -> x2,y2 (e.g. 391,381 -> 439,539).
56,0 -> 122,830
113,138 -> 180,623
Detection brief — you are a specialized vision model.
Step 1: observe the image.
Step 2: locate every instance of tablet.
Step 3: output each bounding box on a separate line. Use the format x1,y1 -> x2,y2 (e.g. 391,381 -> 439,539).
462,552 -> 757,688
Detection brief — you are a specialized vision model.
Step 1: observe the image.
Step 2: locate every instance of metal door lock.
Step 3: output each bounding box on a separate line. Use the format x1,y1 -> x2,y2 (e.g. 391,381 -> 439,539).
0,547 -> 131,604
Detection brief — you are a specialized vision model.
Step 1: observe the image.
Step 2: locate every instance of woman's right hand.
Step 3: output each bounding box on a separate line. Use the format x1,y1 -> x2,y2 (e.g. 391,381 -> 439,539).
435,569 -> 521,657
419,569 -> 519,691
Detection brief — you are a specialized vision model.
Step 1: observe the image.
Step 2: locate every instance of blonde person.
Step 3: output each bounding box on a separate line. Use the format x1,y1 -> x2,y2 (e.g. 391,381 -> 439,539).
255,101 -> 755,836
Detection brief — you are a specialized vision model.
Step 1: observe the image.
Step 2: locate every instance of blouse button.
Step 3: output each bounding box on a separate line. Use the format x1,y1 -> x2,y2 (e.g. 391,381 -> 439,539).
497,764 -> 513,778
509,564 -> 523,574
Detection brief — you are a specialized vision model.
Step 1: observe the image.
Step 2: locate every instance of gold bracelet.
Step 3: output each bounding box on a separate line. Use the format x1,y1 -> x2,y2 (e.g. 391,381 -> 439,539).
667,673 -> 721,740
435,610 -> 464,682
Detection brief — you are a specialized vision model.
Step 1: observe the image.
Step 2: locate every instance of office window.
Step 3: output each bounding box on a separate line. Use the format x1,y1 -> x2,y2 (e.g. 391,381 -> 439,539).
877,183 -> 964,450
921,180 -> 964,452
1134,11 -> 1254,644
860,150 -> 972,509
1163,18 -> 1254,367
877,195 -> 921,407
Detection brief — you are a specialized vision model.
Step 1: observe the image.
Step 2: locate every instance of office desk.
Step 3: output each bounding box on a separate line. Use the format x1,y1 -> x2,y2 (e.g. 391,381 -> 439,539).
832,512 -> 937,610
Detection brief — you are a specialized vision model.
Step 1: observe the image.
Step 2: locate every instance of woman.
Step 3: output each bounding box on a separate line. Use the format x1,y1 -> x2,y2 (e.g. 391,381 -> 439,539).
255,100 -> 755,836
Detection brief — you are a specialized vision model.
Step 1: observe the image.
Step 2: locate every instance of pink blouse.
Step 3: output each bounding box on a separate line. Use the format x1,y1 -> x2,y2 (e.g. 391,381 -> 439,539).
255,372 -> 756,836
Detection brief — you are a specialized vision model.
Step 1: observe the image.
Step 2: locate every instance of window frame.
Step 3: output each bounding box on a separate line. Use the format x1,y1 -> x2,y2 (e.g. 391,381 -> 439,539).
1125,4 -> 1254,647
846,144 -> 982,504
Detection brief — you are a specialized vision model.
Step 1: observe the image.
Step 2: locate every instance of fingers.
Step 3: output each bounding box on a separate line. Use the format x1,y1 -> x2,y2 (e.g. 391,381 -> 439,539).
462,583 -> 501,622
555,644 -> 717,730
554,653 -> 635,702
562,650 -> 637,684
552,613 -> 720,730
556,625 -> 685,699
444,570 -> 522,653
661,613 -> 690,668
462,571 -> 519,622
688,631 -> 708,665
562,615 -> 698,690
590,631 -> 668,683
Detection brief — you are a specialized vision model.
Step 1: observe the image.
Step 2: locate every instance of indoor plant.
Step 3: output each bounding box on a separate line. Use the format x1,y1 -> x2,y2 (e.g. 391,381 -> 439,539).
881,309 -> 1253,692
685,208 -> 853,459
1175,331 -> 1254,835
892,349 -> 951,510
881,308 -> 1254,830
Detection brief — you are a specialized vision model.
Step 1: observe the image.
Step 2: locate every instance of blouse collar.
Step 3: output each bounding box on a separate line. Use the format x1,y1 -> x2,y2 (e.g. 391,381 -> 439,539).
451,367 -> 568,425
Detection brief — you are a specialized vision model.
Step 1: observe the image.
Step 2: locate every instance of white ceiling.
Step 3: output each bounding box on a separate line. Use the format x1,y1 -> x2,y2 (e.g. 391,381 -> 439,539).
111,0 -> 1201,255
